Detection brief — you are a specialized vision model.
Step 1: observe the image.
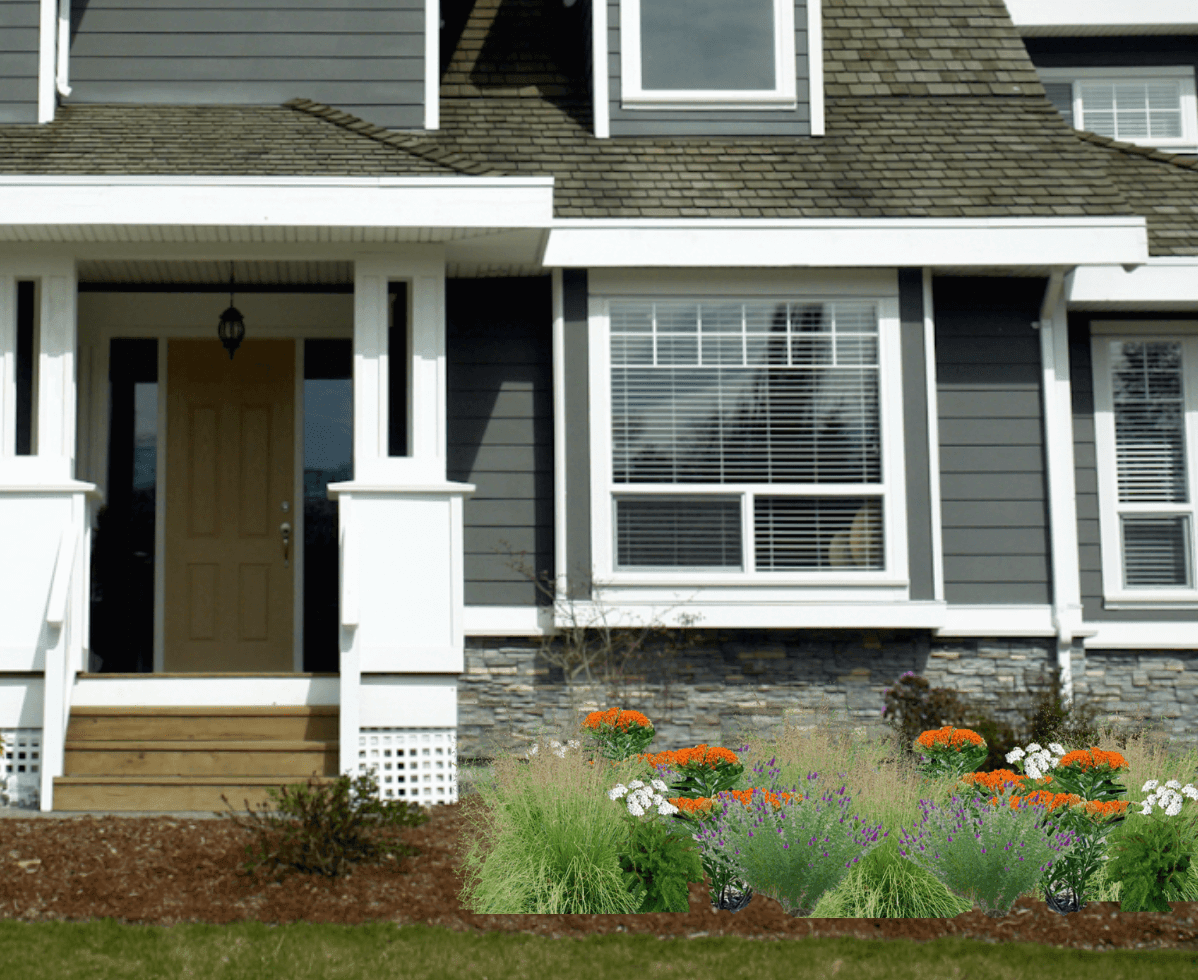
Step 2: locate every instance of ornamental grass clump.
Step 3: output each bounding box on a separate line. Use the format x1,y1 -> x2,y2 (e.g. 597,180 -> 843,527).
896,788 -> 1078,917
692,761 -> 887,917
914,727 -> 988,781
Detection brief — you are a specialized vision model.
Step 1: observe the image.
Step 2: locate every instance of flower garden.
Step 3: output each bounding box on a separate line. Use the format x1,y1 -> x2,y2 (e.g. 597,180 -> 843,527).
454,704 -> 1198,918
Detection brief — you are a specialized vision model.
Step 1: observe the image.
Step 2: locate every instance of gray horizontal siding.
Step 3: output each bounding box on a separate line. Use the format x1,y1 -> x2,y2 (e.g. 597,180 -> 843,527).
0,1 -> 39,124
67,0 -> 424,129
607,0 -> 810,137
934,277 -> 1051,606
446,276 -> 554,608
1070,313 -> 1198,623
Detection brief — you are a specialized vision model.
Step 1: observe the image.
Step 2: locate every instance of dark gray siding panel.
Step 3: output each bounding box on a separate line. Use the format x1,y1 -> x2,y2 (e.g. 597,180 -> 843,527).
447,277 -> 554,607
607,0 -> 810,137
0,1 -> 39,124
67,0 -> 424,129
562,270 -> 591,598
899,269 -> 934,601
934,277 -> 1052,605
1070,313 -> 1198,623
1026,36 -> 1198,78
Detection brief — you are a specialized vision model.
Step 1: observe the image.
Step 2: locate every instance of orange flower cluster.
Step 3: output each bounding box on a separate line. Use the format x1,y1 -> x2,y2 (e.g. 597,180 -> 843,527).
718,788 -> 797,810
916,727 -> 985,750
669,796 -> 718,816
988,790 -> 1082,812
961,769 -> 1040,793
637,744 -> 741,770
582,708 -> 653,732
1057,748 -> 1128,772
1076,799 -> 1131,820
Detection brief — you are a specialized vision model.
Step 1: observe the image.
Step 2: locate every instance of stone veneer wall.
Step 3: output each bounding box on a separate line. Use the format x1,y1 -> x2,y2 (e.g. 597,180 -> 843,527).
457,631 -> 1198,762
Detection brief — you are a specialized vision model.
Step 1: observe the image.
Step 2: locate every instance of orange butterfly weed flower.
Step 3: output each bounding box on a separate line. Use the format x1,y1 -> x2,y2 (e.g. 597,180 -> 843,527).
669,796 -> 718,817
582,708 -> 654,732
916,727 -> 985,751
1057,748 -> 1128,772
961,769 -> 1027,793
637,744 -> 741,771
717,788 -> 797,810
988,790 -> 1082,812
1076,799 -> 1131,820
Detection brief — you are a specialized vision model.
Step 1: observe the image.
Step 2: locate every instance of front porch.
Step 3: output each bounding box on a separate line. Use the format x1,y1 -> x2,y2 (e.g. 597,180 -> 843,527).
0,176 -> 553,809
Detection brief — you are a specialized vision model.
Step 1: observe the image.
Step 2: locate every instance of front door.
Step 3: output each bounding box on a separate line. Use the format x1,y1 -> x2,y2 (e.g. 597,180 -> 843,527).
164,339 -> 295,671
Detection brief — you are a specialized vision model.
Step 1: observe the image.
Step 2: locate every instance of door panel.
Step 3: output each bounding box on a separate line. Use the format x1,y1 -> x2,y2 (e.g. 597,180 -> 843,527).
165,339 -> 294,671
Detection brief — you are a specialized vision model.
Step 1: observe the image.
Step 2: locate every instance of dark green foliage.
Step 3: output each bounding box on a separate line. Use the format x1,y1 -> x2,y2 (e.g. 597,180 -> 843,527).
1104,817 -> 1198,913
616,820 -> 707,913
881,671 -> 1114,773
218,771 -> 429,880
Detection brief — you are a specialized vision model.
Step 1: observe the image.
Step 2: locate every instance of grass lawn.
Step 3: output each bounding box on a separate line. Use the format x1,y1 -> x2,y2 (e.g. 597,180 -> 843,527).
1,920 -> 1197,980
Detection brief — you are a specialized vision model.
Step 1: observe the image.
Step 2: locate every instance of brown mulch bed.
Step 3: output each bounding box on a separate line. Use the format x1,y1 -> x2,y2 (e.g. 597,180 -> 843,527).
1,798 -> 1197,951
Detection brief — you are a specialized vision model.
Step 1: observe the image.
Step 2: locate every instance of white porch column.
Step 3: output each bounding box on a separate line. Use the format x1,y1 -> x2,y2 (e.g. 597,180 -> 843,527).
333,250 -> 473,786
0,258 -> 95,810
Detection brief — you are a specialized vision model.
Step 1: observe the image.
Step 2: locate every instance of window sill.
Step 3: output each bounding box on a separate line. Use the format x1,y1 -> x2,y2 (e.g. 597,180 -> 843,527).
1104,600 -> 1198,610
620,98 -> 798,112
604,573 -> 908,588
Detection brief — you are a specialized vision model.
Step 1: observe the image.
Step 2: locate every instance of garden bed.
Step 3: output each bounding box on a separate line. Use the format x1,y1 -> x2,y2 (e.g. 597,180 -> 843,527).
1,802 -> 1197,951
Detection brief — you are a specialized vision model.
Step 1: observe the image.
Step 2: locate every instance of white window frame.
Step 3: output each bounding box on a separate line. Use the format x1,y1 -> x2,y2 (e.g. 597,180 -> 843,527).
1091,322 -> 1198,609
619,0 -> 797,109
1038,65 -> 1198,154
588,285 -> 907,593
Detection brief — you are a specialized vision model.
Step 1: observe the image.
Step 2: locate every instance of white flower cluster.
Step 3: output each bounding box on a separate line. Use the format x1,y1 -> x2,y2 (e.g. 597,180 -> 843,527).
525,739 -> 581,760
1005,742 -> 1067,780
608,779 -> 679,818
1138,779 -> 1198,816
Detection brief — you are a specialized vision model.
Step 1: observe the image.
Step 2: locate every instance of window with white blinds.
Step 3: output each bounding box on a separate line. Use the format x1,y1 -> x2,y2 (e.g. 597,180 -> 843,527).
1109,341 -> 1194,589
608,299 -> 885,573
1037,67 -> 1198,152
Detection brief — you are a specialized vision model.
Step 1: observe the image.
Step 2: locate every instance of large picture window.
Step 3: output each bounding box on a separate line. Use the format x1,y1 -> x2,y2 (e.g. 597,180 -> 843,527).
619,0 -> 796,108
604,298 -> 889,576
1093,331 -> 1198,604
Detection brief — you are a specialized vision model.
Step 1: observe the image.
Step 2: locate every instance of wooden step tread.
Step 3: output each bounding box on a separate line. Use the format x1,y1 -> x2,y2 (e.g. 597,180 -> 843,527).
55,775 -> 339,786
65,740 -> 337,752
69,706 -> 338,716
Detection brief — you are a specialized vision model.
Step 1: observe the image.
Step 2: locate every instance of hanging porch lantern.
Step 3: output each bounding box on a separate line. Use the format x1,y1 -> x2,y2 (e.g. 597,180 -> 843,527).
217,264 -> 246,359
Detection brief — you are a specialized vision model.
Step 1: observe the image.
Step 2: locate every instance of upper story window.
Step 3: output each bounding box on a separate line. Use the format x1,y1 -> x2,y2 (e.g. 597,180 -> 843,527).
591,294 -> 906,585
1040,67 -> 1198,153
1092,328 -> 1198,607
620,0 -> 797,109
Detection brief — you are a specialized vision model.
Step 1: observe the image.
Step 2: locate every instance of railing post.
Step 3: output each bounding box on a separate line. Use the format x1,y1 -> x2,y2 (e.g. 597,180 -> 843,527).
338,494 -> 360,779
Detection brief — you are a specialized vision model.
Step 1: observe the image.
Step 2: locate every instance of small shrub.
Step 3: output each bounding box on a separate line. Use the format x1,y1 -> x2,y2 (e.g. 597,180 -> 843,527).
218,771 -> 429,879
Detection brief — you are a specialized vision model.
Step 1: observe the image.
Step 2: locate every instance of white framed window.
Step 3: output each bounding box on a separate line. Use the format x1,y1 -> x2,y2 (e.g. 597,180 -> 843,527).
1039,66 -> 1198,153
589,292 -> 907,589
619,0 -> 797,109
1092,325 -> 1198,608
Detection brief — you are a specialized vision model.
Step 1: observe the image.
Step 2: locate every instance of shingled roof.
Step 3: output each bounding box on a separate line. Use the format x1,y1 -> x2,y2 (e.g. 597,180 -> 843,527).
0,0 -> 1196,257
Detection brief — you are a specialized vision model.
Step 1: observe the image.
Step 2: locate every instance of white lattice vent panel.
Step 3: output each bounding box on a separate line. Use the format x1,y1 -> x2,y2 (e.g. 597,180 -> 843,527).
357,728 -> 457,806
1,729 -> 41,809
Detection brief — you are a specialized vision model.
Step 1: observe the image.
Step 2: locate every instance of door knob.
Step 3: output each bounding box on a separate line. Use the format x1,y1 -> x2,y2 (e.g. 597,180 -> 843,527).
281,521 -> 292,568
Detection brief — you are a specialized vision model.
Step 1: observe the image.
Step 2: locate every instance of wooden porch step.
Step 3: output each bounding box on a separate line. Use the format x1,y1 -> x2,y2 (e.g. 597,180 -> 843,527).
52,776 -> 339,813
63,740 -> 339,777
66,706 -> 339,742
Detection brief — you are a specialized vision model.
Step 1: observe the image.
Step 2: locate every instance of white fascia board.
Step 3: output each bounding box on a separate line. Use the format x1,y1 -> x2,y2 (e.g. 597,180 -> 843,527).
541,218 -> 1148,268
463,605 -> 555,636
1083,621 -> 1198,649
0,176 -> 555,230
1006,0 -> 1198,35
935,605 -> 1058,638
1069,260 -> 1198,309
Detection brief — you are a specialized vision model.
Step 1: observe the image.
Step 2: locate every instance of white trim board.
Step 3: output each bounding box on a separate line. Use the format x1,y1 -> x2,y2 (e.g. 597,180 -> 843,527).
1006,0 -> 1198,35
71,675 -> 340,706
546,600 -> 947,630
543,218 -> 1149,268
934,605 -> 1058,638
1084,622 -> 1198,649
1069,262 -> 1198,310
0,177 -> 555,232
464,606 -> 555,636
807,0 -> 824,136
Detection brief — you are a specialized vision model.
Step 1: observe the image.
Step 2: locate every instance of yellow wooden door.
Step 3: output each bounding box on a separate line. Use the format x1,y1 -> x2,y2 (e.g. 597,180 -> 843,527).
164,339 -> 294,672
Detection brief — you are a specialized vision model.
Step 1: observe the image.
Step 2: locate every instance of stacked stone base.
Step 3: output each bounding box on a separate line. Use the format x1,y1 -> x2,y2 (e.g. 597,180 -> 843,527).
457,630 -> 1198,763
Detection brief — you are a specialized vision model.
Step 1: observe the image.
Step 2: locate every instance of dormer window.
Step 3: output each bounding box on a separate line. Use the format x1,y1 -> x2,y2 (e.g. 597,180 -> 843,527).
1040,66 -> 1198,154
620,0 -> 797,109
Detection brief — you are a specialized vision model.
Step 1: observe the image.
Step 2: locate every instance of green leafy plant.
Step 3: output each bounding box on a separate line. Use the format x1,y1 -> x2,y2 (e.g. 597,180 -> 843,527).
1103,782 -> 1198,913
218,771 -> 429,880
913,727 -> 988,781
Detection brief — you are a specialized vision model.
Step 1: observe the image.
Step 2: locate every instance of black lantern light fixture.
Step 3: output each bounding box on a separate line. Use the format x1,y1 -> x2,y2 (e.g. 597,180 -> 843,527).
217,264 -> 246,360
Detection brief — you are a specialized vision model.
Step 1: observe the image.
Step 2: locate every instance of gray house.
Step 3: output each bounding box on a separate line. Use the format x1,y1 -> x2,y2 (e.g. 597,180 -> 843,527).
0,0 -> 1195,811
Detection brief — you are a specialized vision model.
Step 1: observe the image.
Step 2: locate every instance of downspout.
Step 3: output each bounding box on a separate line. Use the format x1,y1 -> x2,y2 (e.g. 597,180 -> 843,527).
56,0 -> 72,97
1034,267 -> 1094,709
